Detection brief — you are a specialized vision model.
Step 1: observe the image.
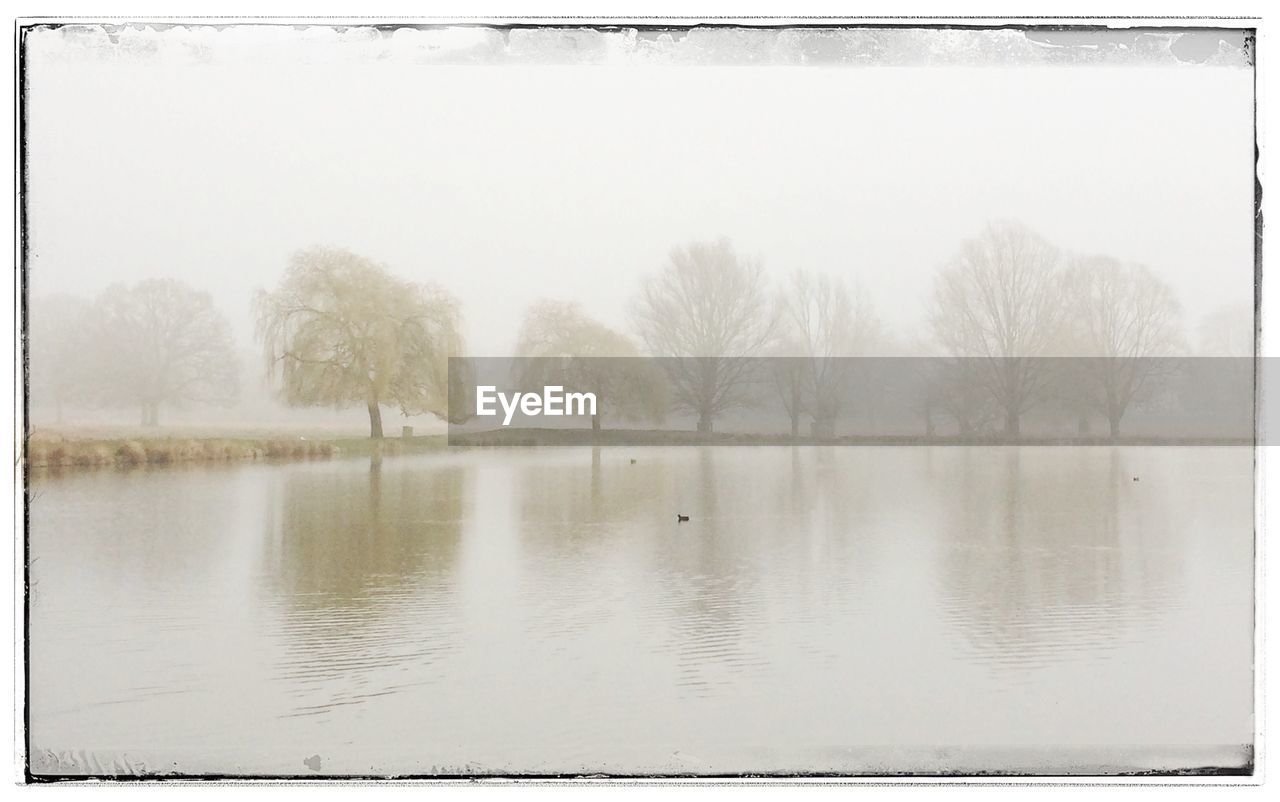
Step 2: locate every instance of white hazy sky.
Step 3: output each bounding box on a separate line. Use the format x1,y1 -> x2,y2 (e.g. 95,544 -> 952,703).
24,26 -> 1256,355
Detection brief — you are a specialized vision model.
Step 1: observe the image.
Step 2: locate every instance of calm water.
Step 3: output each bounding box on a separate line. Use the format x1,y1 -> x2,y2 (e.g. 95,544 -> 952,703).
27,447 -> 1254,776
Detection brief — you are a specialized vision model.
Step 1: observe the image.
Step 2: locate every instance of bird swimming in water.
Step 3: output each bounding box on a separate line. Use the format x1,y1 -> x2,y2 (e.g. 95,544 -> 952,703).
1133,476 -> 1140,482
676,514 -> 689,523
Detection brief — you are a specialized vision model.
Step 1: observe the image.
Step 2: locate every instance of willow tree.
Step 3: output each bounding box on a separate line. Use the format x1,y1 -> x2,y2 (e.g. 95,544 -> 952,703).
255,247 -> 464,438
514,300 -> 666,435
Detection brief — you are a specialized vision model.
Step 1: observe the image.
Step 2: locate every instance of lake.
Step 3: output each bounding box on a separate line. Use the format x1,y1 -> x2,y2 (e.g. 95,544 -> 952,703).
26,446 -> 1255,776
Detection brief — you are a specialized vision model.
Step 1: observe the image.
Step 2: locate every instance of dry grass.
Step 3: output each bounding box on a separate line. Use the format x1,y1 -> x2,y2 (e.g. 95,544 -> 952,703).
24,434 -> 340,471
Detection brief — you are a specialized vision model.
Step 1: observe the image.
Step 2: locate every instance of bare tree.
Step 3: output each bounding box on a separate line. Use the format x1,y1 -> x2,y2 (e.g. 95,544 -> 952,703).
80,279 -> 239,426
1198,302 -> 1254,357
1061,256 -> 1185,437
1188,303 -> 1254,436
927,358 -> 1000,436
255,247 -> 464,438
776,270 -> 881,438
632,239 -> 776,433
929,221 -> 1065,437
27,293 -> 93,425
514,300 -> 666,434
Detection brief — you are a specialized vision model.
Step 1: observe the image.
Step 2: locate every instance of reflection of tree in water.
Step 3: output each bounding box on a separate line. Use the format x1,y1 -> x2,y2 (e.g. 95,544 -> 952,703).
513,447 -> 883,700
619,447 -> 892,697
516,448 -> 665,546
260,460 -> 466,718
651,449 -> 778,697
940,448 -> 1182,676
265,460 -> 465,602
510,449 -> 674,679
772,447 -> 882,668
768,447 -> 881,589
518,448 -> 771,698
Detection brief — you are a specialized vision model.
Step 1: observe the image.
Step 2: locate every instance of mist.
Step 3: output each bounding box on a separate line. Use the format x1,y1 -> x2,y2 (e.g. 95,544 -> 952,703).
20,23 -> 1261,780
22,25 -> 1256,432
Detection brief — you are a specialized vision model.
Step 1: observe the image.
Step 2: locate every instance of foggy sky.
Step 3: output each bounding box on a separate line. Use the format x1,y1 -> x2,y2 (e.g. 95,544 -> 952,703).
24,25 -> 1256,356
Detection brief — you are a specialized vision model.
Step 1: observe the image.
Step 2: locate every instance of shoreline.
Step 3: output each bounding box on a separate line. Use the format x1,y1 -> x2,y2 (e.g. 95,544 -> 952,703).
449,427 -> 1256,448
22,427 -> 1254,473
23,433 -> 449,471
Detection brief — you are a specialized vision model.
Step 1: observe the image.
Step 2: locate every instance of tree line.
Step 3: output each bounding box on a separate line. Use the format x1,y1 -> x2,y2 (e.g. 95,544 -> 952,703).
27,220 -> 1249,438
511,222 -> 1226,440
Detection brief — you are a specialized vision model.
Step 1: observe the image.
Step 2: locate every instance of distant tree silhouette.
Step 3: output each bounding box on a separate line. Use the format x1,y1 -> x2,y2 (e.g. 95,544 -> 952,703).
514,300 -> 666,434
632,239 -> 776,433
929,221 -> 1065,437
775,269 -> 881,438
27,293 -> 93,425
1061,256 -> 1185,437
1198,302 -> 1254,357
84,279 -> 239,426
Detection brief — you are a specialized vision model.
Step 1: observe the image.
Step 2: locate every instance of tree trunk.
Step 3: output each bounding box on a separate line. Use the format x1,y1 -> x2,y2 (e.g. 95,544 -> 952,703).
697,359 -> 717,435
367,399 -> 384,439
1106,390 -> 1123,439
814,415 -> 835,440
592,413 -> 601,439
141,402 -> 159,427
1004,408 -> 1020,438
790,382 -> 801,439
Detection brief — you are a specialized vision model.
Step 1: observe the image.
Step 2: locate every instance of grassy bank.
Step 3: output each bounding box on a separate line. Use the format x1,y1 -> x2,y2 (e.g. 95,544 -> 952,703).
26,425 -> 1248,472
24,433 -> 448,470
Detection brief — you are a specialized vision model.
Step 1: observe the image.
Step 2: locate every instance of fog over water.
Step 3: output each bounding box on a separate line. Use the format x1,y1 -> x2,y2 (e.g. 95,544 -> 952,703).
21,25 -> 1259,778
